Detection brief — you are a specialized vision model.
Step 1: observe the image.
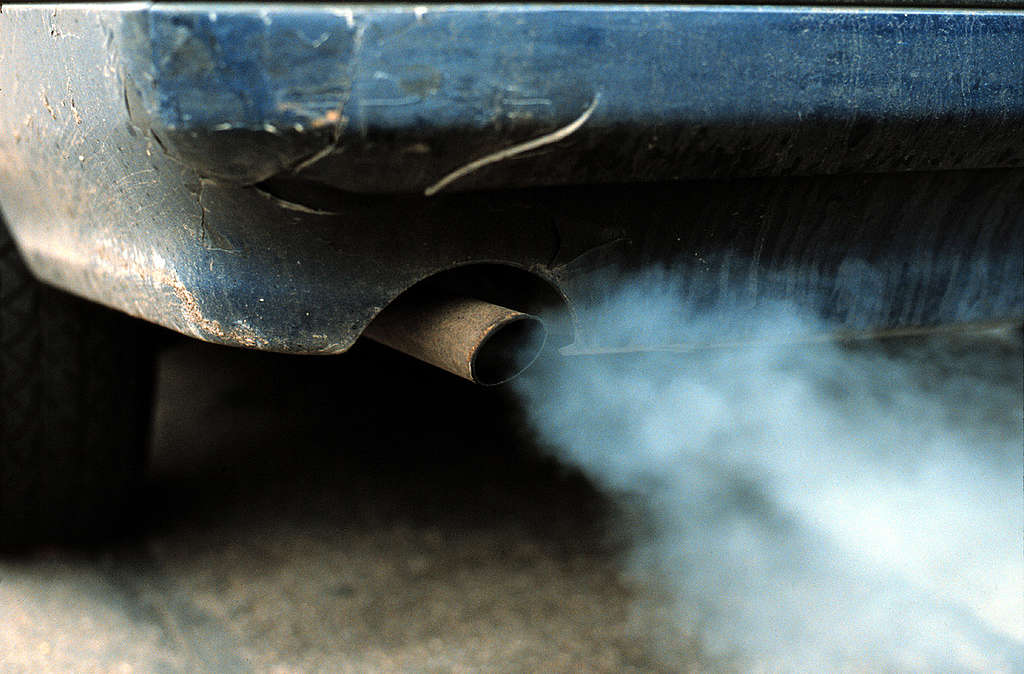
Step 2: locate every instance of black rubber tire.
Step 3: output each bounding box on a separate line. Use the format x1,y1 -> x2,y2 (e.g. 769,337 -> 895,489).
0,217 -> 155,546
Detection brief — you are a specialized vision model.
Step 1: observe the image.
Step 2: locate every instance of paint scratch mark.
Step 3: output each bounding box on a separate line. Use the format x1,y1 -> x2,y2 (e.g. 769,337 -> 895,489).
424,94 -> 601,196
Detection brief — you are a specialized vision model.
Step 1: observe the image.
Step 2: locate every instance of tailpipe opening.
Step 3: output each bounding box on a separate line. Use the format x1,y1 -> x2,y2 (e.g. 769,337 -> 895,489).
364,293 -> 548,385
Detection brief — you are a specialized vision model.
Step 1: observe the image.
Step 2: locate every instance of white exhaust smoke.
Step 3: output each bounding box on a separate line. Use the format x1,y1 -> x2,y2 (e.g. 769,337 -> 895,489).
513,276 -> 1023,671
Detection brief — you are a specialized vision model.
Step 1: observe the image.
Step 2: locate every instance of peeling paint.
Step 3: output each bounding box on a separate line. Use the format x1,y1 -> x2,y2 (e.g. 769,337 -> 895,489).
330,8 -> 356,29
164,268 -> 267,348
195,178 -> 239,252
70,97 -> 82,125
289,108 -> 348,175
252,184 -> 336,215
87,235 -> 267,349
40,90 -> 56,120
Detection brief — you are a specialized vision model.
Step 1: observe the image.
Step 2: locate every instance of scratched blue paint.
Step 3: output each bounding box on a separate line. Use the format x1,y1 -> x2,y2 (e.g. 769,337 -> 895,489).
126,5 -> 1024,134
2,4 -> 1022,353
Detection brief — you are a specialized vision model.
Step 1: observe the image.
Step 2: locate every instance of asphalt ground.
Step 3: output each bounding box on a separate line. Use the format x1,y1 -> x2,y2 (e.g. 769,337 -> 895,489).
0,328 -> 1021,672
0,338 -> 664,672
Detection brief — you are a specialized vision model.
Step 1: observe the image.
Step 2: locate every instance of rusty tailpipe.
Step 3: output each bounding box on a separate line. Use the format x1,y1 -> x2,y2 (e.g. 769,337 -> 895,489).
363,293 -> 548,385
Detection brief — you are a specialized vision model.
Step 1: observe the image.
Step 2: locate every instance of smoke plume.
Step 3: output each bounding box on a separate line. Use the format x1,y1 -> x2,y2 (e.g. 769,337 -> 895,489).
514,275 -> 1023,671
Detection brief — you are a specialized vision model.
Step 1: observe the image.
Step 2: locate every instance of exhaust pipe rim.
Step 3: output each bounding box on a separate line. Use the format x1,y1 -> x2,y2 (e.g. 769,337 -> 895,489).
471,312 -> 547,386
364,294 -> 548,385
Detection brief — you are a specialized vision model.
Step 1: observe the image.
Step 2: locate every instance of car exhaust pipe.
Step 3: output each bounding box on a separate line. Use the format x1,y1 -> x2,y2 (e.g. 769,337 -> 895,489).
363,294 -> 548,385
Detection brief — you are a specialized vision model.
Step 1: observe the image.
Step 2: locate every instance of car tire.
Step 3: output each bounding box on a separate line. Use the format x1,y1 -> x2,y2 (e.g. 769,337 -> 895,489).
0,216 -> 155,546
